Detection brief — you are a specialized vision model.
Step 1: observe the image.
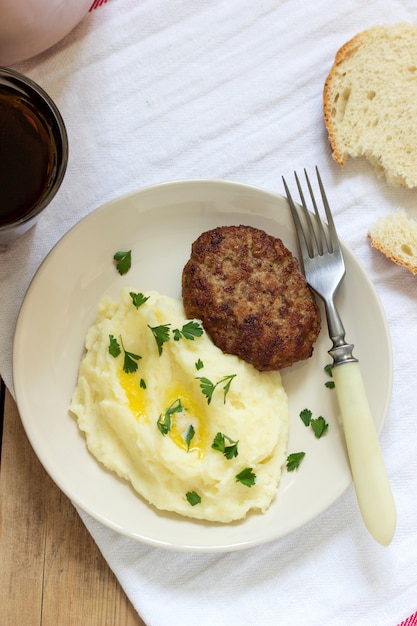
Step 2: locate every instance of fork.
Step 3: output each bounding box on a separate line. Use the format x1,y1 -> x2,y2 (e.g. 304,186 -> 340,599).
282,168 -> 396,546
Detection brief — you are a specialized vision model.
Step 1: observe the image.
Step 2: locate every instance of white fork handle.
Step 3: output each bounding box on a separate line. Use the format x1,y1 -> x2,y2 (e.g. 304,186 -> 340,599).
332,360 -> 396,546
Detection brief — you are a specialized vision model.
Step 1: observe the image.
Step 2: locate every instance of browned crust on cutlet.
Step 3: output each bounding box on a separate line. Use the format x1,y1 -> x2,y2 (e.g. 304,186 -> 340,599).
182,225 -> 321,371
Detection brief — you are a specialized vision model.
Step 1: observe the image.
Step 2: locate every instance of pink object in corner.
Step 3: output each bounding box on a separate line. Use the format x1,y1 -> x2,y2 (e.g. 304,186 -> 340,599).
0,0 -> 94,66
89,0 -> 109,8
398,611 -> 417,626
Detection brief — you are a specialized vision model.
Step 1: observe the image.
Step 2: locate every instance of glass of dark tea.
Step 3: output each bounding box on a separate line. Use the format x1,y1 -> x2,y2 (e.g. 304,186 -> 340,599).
0,67 -> 68,250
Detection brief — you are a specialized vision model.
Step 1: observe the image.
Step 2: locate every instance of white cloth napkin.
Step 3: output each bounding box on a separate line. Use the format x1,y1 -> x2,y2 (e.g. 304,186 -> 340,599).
2,1 -> 417,624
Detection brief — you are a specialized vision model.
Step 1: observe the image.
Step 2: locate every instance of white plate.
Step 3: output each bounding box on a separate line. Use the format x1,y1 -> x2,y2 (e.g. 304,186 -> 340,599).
13,179 -> 392,552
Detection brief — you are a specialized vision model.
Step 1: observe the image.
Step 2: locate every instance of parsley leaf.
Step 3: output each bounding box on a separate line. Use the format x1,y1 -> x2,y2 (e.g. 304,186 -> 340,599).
186,491 -> 201,506
140,378 -> 147,389
173,320 -> 204,341
123,348 -> 142,374
235,467 -> 256,487
148,323 -> 171,355
300,408 -> 329,438
220,374 -> 236,402
184,425 -> 195,451
300,408 -> 312,427
157,413 -> 171,436
196,374 -> 236,405
324,363 -> 335,389
195,359 -> 204,371
130,291 -> 149,309
181,321 -> 204,340
113,250 -> 131,275
157,398 -> 184,436
196,377 -> 215,404
109,335 -> 141,373
119,336 -> 142,373
311,416 -> 329,438
211,432 -> 239,459
286,452 -> 305,471
108,334 -> 121,358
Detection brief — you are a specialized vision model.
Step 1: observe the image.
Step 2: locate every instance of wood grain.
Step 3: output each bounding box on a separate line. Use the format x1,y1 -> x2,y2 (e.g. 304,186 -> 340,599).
0,388 -> 146,626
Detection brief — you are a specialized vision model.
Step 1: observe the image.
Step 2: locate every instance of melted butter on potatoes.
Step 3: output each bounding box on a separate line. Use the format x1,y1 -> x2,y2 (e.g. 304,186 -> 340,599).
70,288 -> 289,522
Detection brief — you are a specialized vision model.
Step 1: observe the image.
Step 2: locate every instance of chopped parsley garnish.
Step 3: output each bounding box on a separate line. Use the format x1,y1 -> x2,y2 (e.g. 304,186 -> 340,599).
120,336 -> 141,373
113,250 -> 131,275
311,416 -> 329,439
186,491 -> 201,506
211,432 -> 239,459
286,452 -> 305,471
184,425 -> 195,451
157,414 -> 170,436
140,378 -> 147,389
195,358 -> 204,371
108,334 -> 121,358
196,374 -> 236,405
324,363 -> 332,377
148,323 -> 171,355
235,467 -> 256,487
122,347 -> 142,373
148,320 -> 204,354
173,321 -> 203,341
157,398 -> 184,435
300,408 -> 312,427
324,363 -> 335,389
108,334 -> 141,373
130,291 -> 149,309
299,409 -> 328,438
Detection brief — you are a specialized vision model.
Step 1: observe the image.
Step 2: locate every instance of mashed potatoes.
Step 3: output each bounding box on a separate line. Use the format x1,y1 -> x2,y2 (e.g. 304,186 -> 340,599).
70,288 -> 289,522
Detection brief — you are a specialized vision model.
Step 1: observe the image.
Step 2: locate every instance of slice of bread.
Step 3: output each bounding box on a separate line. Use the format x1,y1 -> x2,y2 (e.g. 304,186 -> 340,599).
323,24 -> 417,188
368,209 -> 417,274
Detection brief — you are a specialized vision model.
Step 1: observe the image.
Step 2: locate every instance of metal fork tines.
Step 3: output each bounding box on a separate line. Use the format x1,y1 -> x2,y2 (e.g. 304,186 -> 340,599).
282,168 -> 396,547
282,168 -> 351,362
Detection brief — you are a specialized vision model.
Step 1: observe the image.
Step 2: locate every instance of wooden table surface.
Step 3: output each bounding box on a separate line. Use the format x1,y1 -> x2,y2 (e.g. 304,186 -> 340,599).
0,380 -> 146,626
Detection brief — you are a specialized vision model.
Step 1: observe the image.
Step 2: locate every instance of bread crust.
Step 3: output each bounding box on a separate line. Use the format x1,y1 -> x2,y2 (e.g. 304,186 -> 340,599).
368,236 -> 417,274
182,225 -> 321,371
323,23 -> 417,186
323,29 -> 370,166
368,210 -> 417,274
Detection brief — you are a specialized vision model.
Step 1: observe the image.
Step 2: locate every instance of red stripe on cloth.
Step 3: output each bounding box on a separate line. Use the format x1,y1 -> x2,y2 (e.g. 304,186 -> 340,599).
398,611 -> 417,626
89,0 -> 109,10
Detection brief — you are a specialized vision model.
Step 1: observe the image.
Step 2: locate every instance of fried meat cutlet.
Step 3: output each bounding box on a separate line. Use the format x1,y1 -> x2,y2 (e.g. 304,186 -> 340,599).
182,225 -> 321,371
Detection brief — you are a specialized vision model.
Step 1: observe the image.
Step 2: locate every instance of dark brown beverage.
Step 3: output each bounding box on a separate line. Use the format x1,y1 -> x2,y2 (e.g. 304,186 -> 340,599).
0,68 -> 67,249
0,86 -> 55,226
